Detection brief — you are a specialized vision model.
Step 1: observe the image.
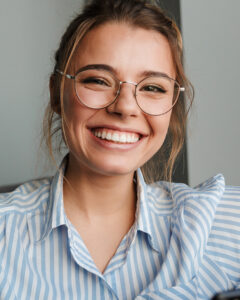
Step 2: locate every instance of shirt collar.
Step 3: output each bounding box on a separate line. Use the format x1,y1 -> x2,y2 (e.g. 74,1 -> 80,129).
135,168 -> 172,253
135,168 -> 153,235
39,159 -> 165,247
38,159 -> 155,244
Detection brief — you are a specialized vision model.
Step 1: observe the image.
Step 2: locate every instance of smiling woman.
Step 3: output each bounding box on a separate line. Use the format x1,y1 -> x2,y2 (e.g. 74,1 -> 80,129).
54,23 -> 179,181
1,0 -> 240,299
47,2 -> 190,184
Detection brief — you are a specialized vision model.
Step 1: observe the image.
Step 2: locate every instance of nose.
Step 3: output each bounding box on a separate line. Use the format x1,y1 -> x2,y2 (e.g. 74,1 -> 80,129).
106,81 -> 140,117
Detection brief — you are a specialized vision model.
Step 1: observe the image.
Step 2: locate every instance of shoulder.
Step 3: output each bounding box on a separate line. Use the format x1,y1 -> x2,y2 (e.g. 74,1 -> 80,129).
145,175 -> 240,288
212,183 -> 240,231
219,184 -> 240,206
200,184 -> 240,288
146,174 -> 225,213
146,175 -> 227,248
210,183 -> 240,241
0,178 -> 52,217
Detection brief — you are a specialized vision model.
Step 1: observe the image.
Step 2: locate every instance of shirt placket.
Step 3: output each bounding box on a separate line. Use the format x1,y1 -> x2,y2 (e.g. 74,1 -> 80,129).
66,219 -> 120,299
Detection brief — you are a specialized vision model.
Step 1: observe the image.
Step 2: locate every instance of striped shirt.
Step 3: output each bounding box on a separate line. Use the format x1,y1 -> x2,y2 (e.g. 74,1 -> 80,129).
0,158 -> 240,299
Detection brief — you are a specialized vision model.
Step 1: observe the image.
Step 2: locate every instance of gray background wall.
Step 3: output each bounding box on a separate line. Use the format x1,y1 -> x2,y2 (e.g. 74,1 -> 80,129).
0,0 -> 83,186
181,0 -> 240,186
0,0 -> 239,187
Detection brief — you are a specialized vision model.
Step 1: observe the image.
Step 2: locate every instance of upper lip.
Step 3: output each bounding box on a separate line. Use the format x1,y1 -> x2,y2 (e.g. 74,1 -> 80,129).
87,124 -> 148,137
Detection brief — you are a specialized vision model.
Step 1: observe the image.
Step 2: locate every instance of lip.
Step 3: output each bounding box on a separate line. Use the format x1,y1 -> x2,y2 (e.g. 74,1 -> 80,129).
87,124 -> 148,137
89,130 -> 144,151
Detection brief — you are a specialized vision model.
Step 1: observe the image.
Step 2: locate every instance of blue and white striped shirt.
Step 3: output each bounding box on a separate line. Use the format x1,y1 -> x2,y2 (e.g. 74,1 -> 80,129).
1,158 -> 240,299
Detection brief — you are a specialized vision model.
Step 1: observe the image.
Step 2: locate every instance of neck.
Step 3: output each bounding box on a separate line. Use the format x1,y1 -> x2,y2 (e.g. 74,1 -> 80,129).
63,157 -> 137,221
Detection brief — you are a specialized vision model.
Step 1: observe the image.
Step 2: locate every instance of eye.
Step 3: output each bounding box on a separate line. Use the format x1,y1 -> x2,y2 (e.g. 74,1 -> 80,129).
81,77 -> 109,86
141,85 -> 166,93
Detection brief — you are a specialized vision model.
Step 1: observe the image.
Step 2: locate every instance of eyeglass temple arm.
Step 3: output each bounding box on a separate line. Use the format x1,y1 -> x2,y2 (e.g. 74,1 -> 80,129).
56,69 -> 75,80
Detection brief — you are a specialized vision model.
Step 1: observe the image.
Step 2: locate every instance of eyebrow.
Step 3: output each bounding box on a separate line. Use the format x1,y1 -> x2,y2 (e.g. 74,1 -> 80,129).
140,70 -> 174,80
76,64 -> 115,74
75,64 -> 174,80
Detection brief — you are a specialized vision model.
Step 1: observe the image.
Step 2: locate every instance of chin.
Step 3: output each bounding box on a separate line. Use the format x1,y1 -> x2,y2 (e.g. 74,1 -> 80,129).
92,161 -> 138,177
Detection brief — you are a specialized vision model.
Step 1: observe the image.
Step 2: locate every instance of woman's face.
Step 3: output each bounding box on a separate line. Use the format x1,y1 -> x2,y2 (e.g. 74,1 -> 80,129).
62,22 -> 176,177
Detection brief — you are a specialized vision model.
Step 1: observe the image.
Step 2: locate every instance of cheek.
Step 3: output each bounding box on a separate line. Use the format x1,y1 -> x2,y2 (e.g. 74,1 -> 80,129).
142,114 -> 171,165
150,113 -> 171,142
62,89 -> 91,150
63,83 -> 79,118
63,81 -> 90,126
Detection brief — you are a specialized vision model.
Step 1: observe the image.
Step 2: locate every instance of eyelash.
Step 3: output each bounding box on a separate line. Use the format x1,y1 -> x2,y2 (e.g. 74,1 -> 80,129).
82,77 -> 109,86
141,85 -> 166,93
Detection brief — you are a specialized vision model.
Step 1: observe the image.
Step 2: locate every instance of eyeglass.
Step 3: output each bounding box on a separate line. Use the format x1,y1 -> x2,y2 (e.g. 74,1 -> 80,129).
56,66 -> 185,116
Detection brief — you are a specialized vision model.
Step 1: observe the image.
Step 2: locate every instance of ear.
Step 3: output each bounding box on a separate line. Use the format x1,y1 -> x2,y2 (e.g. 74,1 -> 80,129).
49,74 -> 61,115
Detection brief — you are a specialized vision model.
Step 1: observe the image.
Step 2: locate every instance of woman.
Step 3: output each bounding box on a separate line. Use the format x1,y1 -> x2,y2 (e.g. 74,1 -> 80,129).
1,0 -> 240,299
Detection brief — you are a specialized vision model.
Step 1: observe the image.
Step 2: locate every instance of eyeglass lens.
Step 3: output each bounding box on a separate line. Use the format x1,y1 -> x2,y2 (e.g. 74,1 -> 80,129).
74,69 -> 180,115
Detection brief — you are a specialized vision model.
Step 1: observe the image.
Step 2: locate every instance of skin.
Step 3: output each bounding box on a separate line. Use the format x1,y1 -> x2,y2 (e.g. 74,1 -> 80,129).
52,22 -> 176,273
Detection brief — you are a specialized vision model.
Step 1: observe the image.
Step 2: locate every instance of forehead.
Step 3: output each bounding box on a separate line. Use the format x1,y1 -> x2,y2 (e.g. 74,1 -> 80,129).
71,22 -> 175,79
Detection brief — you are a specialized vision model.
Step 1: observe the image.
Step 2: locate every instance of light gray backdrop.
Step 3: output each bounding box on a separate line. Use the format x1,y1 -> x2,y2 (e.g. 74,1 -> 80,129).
181,0 -> 240,186
0,0 -> 83,186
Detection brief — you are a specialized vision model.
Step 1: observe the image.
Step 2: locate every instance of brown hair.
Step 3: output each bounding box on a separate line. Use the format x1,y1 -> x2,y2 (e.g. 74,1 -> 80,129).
43,0 -> 193,183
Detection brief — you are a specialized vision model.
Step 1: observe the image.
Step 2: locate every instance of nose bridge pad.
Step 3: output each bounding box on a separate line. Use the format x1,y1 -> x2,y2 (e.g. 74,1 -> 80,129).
107,81 -> 139,114
117,80 -> 137,100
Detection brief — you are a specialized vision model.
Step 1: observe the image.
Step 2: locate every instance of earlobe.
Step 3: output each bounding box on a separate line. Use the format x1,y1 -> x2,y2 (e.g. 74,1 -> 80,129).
49,74 -> 61,115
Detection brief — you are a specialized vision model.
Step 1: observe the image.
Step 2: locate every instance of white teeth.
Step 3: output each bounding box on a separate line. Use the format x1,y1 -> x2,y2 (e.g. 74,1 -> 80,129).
93,129 -> 140,144
112,133 -> 119,142
126,135 -> 132,143
120,134 -> 127,143
102,131 -> 107,139
106,132 -> 112,140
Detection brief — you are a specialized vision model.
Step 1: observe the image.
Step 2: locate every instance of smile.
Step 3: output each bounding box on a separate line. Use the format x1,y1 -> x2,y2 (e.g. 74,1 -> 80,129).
92,128 -> 140,144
